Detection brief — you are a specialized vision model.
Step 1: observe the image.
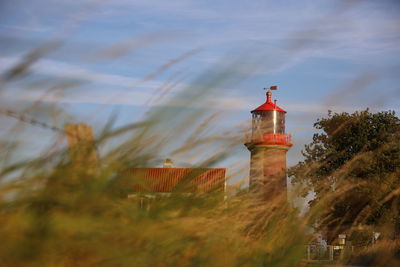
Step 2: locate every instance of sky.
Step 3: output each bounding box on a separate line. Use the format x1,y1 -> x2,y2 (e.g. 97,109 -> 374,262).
0,0 -> 399,183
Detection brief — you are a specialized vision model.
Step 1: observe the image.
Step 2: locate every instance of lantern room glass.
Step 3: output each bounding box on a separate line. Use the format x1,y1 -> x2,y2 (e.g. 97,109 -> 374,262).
252,110 -> 286,136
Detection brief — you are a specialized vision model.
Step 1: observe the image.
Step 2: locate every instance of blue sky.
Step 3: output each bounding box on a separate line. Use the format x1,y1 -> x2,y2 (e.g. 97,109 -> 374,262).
1,0 -> 399,181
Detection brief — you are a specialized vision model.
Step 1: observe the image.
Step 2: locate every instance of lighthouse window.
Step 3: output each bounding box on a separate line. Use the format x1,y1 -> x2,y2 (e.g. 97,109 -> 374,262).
276,113 -> 285,133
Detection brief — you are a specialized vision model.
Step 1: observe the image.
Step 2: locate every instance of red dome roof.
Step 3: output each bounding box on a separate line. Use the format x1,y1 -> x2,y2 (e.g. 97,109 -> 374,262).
251,91 -> 287,113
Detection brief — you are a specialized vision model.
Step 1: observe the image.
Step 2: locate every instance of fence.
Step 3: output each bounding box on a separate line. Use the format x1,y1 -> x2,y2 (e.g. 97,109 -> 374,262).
305,245 -> 355,261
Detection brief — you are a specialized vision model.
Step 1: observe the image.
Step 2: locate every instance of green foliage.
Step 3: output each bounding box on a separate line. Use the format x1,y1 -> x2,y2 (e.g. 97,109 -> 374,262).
290,109 -> 400,244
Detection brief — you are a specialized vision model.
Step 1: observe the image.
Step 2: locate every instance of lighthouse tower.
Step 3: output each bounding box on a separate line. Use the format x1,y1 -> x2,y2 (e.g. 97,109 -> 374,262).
245,86 -> 292,194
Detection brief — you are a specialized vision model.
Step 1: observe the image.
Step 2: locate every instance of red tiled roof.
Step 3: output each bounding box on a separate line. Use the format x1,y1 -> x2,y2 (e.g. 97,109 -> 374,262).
126,168 -> 226,193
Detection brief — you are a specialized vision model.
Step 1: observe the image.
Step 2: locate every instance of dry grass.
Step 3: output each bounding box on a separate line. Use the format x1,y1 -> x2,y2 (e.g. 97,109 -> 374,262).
1,24 -> 399,266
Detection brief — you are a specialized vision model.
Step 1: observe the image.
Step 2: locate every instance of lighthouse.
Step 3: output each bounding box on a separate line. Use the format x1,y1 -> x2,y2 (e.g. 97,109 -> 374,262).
245,86 -> 292,195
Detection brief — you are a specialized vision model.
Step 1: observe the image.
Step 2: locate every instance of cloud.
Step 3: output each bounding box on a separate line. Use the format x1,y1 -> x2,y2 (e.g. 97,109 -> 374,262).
2,0 -> 399,109
209,96 -> 399,114
4,0 -> 400,81
0,56 -> 162,89
0,24 -> 51,33
0,56 -> 170,107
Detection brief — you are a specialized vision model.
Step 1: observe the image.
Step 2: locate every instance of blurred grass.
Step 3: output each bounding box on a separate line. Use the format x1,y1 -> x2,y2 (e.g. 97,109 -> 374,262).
0,41 -> 309,267
1,31 -> 399,266
0,117 -> 306,266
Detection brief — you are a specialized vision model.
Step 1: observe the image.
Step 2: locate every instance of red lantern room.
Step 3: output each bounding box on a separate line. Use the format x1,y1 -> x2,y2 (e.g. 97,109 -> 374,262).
250,88 -> 291,146
245,86 -> 292,194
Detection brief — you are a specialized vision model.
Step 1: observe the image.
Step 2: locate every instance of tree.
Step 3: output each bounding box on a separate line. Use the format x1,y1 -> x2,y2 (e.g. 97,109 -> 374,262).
289,109 -> 400,243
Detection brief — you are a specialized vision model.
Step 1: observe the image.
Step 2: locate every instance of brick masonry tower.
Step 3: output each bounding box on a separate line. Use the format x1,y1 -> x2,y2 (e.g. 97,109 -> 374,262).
245,86 -> 292,195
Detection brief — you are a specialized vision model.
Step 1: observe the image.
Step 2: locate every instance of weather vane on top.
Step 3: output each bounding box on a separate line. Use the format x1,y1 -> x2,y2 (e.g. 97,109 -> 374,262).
264,86 -> 278,91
